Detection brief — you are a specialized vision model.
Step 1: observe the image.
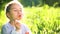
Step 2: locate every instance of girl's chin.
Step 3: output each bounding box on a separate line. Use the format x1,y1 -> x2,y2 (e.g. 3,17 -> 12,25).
17,18 -> 22,20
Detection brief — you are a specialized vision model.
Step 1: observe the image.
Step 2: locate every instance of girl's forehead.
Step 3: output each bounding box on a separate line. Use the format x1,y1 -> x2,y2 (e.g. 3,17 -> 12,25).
10,3 -> 22,9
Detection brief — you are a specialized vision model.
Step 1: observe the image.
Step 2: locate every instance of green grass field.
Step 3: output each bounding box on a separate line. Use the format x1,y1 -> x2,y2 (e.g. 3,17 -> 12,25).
0,5 -> 60,34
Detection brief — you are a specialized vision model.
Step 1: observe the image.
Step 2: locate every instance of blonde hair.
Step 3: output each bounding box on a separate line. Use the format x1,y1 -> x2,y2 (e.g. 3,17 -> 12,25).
5,0 -> 23,13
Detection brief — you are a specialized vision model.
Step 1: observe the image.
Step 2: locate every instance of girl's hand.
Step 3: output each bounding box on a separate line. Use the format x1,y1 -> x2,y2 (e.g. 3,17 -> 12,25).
14,20 -> 21,31
25,32 -> 29,34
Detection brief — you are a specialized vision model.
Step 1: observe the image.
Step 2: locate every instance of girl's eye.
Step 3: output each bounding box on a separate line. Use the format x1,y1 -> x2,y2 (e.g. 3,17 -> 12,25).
13,9 -> 22,12
14,10 -> 17,12
14,10 -> 17,11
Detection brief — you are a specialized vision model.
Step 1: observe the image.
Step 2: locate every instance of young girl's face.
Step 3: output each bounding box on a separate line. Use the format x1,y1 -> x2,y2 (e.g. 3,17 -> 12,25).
7,3 -> 23,20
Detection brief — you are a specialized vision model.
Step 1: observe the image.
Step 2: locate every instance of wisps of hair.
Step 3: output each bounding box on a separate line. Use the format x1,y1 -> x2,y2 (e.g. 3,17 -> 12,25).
5,0 -> 23,12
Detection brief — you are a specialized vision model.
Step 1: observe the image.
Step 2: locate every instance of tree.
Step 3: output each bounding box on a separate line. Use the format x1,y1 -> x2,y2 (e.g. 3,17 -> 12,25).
0,0 -> 12,14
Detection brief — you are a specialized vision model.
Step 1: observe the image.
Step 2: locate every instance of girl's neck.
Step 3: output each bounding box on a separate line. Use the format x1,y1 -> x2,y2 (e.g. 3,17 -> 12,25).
9,20 -> 15,27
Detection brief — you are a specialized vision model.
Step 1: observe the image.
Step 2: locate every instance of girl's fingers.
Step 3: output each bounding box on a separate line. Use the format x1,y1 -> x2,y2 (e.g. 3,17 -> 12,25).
25,32 -> 29,34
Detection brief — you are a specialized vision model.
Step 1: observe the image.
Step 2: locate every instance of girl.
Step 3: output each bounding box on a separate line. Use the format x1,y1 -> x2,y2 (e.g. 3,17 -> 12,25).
1,0 -> 32,34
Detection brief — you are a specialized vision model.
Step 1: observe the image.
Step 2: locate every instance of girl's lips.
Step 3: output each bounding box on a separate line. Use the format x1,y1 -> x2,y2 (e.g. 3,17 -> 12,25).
18,15 -> 22,18
17,15 -> 22,19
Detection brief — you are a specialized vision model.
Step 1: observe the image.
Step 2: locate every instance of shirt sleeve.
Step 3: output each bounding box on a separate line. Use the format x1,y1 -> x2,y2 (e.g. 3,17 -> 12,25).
1,25 -> 9,34
24,24 -> 32,34
11,30 -> 22,34
1,25 -> 21,34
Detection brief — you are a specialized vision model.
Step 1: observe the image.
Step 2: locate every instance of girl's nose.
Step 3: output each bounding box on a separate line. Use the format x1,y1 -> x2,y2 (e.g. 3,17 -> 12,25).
18,11 -> 23,15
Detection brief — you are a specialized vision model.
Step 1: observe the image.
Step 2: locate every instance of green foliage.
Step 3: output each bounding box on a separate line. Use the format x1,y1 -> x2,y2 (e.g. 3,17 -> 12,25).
0,0 -> 60,14
0,5 -> 60,34
45,0 -> 60,6
19,0 -> 32,7
22,5 -> 60,34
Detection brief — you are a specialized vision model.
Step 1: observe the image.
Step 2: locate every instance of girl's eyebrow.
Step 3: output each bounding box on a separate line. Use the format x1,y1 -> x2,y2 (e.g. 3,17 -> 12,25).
11,7 -> 22,9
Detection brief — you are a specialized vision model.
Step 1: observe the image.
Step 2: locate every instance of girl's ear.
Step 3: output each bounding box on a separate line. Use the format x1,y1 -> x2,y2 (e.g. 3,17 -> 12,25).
6,13 -> 10,18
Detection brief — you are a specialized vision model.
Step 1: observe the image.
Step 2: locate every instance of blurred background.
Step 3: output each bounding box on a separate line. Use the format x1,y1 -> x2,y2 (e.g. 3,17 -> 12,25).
0,0 -> 60,34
